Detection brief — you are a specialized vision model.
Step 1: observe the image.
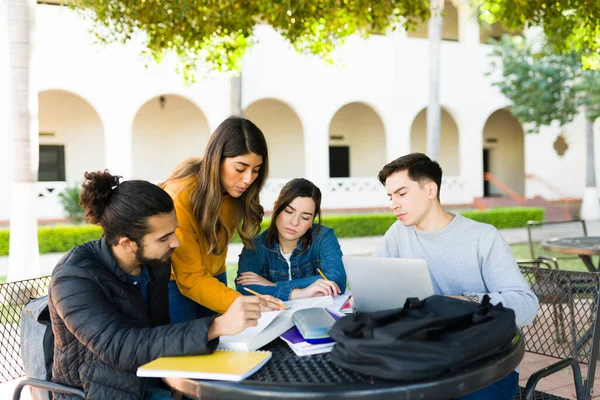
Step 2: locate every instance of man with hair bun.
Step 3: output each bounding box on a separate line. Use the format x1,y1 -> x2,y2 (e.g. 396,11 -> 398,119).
49,170 -> 282,400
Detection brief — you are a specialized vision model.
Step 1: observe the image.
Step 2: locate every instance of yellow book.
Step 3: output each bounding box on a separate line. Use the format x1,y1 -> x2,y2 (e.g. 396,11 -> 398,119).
136,350 -> 272,382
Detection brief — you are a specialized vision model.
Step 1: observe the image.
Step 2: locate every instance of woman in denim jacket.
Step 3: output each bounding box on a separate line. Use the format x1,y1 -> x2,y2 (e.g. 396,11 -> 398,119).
236,178 -> 346,301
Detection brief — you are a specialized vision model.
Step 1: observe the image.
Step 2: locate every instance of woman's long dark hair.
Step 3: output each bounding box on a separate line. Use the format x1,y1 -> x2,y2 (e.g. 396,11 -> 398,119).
162,117 -> 269,255
80,170 -> 174,245
265,178 -> 322,252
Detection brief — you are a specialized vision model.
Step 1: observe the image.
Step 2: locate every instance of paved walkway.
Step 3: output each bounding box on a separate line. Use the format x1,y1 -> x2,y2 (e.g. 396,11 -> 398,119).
3,221 -> 600,277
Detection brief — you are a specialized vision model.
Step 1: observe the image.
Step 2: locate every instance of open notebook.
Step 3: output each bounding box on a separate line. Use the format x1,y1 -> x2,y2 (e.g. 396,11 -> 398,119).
218,296 -> 333,351
137,350 -> 271,381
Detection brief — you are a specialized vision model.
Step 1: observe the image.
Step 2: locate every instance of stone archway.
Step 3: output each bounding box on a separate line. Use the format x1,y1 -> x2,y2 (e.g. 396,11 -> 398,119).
410,108 -> 460,175
329,102 -> 386,178
132,94 -> 210,181
244,99 -> 304,179
482,109 -> 525,195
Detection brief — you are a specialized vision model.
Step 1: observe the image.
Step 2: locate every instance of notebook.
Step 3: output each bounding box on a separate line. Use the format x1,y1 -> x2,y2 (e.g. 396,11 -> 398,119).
280,308 -> 344,356
218,296 -> 333,351
136,350 -> 272,382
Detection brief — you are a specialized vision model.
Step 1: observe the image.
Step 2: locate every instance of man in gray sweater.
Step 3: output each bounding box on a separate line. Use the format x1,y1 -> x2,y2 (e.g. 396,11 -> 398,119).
375,153 -> 538,400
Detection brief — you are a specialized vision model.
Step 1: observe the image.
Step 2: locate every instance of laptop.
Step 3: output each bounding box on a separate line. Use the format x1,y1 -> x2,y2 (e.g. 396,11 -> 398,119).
342,255 -> 435,312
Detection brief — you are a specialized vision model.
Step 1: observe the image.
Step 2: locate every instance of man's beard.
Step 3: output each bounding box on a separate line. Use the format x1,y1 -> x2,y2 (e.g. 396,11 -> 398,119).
134,246 -> 174,269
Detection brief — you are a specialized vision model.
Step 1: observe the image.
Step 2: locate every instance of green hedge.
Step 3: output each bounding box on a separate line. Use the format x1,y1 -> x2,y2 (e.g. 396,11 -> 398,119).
0,207 -> 544,256
0,225 -> 103,256
461,207 -> 545,229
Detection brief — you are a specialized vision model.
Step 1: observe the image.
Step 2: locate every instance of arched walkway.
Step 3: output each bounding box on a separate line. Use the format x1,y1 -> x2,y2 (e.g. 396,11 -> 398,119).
38,89 -> 105,182
410,108 -> 460,175
132,94 -> 210,181
482,109 -> 525,195
328,102 -> 386,178
244,99 -> 304,179
406,2 -> 459,41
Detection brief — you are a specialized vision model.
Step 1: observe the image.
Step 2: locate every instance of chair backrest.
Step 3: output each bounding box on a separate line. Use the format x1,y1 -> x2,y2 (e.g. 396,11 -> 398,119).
527,219 -> 587,260
519,261 -> 600,365
0,276 -> 51,383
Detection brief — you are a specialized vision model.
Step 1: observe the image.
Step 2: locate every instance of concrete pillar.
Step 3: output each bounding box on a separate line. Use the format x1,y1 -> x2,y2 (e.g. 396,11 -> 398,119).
457,1 -> 480,47
382,107 -> 413,163
302,114 -> 330,200
101,108 -> 133,179
460,116 -> 486,200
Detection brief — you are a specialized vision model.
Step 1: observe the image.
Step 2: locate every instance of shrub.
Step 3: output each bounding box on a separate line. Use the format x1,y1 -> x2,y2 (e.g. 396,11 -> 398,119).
58,183 -> 84,223
460,207 -> 545,229
38,225 -> 103,254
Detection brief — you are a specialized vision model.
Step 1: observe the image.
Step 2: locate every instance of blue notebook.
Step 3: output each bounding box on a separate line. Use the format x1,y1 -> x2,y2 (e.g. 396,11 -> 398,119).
281,308 -> 344,348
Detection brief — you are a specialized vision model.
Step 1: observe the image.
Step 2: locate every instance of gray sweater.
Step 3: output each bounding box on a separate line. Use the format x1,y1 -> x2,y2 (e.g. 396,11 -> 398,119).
375,212 -> 539,328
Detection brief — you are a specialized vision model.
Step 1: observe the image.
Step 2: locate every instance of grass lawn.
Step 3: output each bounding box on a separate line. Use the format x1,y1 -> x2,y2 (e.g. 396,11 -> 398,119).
509,243 -> 593,272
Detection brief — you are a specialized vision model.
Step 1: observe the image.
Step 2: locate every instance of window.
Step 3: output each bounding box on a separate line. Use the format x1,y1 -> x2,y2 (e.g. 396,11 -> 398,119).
38,145 -> 65,181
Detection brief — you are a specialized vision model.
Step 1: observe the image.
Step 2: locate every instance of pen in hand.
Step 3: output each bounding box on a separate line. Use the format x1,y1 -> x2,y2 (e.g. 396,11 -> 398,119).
244,287 -> 288,310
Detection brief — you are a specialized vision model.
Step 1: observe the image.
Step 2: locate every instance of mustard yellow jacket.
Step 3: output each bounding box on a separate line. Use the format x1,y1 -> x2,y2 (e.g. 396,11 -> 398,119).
163,178 -> 241,313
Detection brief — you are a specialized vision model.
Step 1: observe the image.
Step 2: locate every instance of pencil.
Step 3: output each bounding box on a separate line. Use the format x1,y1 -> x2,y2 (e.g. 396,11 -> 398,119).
317,268 -> 328,281
244,287 -> 288,310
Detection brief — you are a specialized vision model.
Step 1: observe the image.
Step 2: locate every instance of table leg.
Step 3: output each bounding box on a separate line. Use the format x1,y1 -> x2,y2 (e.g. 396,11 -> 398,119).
579,255 -> 598,272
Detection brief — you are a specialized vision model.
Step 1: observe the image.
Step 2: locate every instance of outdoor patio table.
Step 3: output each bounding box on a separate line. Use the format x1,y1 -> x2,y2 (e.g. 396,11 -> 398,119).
541,236 -> 600,272
163,331 -> 524,400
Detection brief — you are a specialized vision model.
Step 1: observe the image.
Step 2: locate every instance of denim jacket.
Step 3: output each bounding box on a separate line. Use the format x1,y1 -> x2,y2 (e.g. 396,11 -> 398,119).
236,225 -> 346,301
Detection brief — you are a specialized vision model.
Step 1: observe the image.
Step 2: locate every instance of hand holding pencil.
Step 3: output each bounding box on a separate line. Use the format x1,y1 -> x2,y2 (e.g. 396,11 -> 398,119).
244,288 -> 288,310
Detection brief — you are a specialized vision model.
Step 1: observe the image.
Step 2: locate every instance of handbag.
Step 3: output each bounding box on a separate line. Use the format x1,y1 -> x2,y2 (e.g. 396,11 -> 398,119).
329,295 -> 517,380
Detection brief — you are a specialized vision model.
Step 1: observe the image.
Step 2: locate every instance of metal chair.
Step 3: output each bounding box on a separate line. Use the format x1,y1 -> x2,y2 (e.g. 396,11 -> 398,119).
0,277 -> 84,399
0,277 -> 51,384
516,261 -> 600,400
526,220 -> 588,268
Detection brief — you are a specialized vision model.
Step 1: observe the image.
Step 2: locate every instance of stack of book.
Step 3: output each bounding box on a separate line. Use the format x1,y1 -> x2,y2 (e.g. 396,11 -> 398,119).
279,308 -> 345,356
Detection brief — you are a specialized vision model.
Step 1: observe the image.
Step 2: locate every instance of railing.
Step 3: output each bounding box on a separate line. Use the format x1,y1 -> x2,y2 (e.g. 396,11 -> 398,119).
37,181 -> 69,219
526,173 -> 576,221
483,172 -> 526,205
31,177 -> 468,219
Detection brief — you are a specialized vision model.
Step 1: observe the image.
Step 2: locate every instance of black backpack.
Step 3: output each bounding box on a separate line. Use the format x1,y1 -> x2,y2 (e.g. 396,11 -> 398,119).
329,295 -> 517,381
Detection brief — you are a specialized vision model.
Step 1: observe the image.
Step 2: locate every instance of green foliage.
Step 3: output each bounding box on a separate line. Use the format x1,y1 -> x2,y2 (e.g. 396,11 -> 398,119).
476,0 -> 600,69
37,225 -> 103,254
0,208 -> 544,256
0,230 -> 7,256
460,207 -> 544,229
72,0 -> 430,80
489,35 -> 600,133
58,183 -> 85,223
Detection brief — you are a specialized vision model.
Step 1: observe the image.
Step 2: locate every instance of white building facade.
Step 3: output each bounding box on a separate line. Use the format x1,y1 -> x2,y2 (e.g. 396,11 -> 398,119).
0,2 -> 598,221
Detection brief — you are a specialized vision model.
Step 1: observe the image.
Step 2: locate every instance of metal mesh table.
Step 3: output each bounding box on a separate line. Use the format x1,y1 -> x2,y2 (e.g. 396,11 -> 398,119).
164,332 -> 524,399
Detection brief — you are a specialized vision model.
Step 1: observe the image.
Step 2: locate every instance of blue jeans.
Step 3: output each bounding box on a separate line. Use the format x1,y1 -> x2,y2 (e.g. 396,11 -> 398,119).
456,371 -> 519,400
168,272 -> 227,323
144,378 -> 174,400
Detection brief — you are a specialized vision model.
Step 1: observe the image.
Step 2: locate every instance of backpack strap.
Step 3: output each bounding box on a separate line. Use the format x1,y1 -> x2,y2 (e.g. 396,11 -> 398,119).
473,294 -> 504,323
403,297 -> 423,310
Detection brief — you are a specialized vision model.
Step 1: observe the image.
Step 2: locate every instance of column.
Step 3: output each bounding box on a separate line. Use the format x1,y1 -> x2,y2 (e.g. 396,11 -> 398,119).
100,108 -> 134,179
457,1 -> 480,47
301,113 -> 331,205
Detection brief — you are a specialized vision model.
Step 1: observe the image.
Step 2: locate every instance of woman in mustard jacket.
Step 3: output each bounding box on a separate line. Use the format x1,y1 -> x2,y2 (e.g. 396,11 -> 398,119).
161,116 -> 274,322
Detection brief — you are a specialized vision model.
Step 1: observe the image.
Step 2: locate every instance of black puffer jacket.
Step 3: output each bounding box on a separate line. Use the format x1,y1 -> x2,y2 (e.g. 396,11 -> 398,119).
49,238 -> 218,399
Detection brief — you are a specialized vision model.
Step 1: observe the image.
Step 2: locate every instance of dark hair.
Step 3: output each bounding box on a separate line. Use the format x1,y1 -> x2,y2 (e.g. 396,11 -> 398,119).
265,178 -> 322,252
80,170 -> 174,245
162,116 -> 269,255
377,153 -> 443,200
